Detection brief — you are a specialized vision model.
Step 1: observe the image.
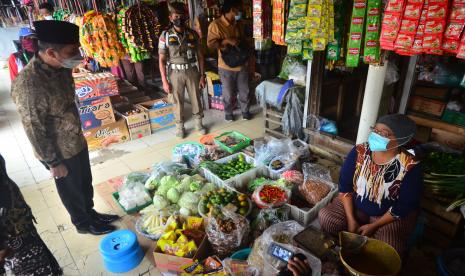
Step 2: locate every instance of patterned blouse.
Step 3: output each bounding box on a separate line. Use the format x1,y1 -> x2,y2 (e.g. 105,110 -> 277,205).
339,143 -> 423,218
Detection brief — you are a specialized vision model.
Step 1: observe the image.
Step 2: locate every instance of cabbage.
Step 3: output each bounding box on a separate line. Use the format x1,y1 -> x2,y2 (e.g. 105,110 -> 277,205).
179,207 -> 191,216
145,175 -> 159,190
167,188 -> 181,203
152,195 -> 169,210
190,181 -> 201,192
177,175 -> 193,193
156,176 -> 179,197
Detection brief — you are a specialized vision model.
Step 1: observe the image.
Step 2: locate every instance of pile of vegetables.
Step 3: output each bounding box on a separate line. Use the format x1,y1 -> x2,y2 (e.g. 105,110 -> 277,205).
199,188 -> 250,216
146,174 -> 216,216
201,154 -> 254,180
252,184 -> 290,208
79,11 -> 125,67
118,4 -> 161,62
423,152 -> 465,210
248,177 -> 288,193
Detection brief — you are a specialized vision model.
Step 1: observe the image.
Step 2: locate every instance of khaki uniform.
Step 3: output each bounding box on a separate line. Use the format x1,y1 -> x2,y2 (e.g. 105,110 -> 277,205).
159,27 -> 203,124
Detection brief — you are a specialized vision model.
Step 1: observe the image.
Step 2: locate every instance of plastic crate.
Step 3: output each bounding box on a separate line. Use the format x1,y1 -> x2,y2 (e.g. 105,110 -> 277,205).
201,153 -> 263,192
112,192 -> 152,214
442,109 -> 465,127
286,178 -> 338,226
214,131 -> 252,154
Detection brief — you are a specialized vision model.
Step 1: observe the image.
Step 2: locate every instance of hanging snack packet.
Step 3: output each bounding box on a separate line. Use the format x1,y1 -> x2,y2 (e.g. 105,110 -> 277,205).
346,0 -> 367,67
364,0 -> 382,64
380,0 -> 406,50
287,41 -> 303,56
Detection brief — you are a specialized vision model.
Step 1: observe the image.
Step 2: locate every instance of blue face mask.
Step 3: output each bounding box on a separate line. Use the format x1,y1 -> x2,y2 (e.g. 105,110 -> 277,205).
368,132 -> 390,152
235,12 -> 242,21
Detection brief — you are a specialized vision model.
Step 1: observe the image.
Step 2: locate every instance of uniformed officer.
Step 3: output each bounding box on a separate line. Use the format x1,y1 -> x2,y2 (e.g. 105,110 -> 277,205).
159,2 -> 207,138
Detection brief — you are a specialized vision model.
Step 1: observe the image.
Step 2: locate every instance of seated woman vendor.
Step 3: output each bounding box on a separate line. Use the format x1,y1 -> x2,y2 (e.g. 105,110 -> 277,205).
318,114 -> 422,255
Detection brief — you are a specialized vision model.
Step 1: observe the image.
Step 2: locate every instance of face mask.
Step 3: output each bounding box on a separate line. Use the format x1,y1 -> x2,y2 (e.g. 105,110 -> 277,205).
235,11 -> 242,21
44,15 -> 53,20
368,132 -> 390,152
172,18 -> 185,27
21,39 -> 38,53
60,53 -> 83,69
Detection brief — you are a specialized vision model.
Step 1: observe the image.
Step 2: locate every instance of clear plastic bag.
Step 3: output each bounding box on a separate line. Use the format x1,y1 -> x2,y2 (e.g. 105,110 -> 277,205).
302,163 -> 332,182
223,258 -> 259,276
248,221 -> 321,276
254,138 -> 301,167
269,155 -> 297,174
278,55 -> 302,80
124,172 -> 151,186
288,62 -> 307,86
299,177 -> 332,206
118,182 -> 151,210
206,208 -> 250,258
251,208 -> 289,239
252,184 -> 291,209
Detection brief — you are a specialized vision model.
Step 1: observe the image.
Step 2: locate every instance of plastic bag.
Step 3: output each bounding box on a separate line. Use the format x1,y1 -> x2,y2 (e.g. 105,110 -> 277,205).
269,155 -> 297,174
282,170 -> 304,185
302,163 -> 331,182
385,61 -> 399,85
299,177 -> 332,206
433,63 -> 463,87
206,208 -> 250,258
254,138 -> 301,167
248,221 -> 322,276
223,258 -> 259,276
319,118 -> 338,135
124,172 -> 151,186
278,55 -> 302,80
288,62 -> 307,86
146,162 -> 189,190
118,182 -> 151,210
252,184 -> 291,209
251,208 -> 289,239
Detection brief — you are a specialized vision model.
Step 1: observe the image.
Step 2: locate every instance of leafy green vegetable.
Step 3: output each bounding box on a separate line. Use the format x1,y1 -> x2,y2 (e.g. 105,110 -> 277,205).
167,188 -> 181,203
156,176 -> 179,197
152,195 -> 169,210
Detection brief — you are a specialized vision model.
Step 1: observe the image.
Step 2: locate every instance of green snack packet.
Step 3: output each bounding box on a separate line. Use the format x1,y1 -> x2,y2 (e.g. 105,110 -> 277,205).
303,48 -> 314,60
346,0 -> 367,67
363,0 -> 381,64
287,41 -> 303,56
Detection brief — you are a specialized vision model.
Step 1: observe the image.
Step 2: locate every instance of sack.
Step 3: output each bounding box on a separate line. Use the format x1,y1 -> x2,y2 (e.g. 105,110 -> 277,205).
221,44 -> 249,68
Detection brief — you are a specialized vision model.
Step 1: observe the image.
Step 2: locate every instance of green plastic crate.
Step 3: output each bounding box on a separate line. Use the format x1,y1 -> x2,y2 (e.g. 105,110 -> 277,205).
442,110 -> 465,127
214,131 -> 251,154
112,192 -> 152,214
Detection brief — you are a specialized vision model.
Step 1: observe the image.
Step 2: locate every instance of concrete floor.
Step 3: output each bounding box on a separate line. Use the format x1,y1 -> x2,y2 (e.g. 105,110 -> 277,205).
0,65 -> 265,275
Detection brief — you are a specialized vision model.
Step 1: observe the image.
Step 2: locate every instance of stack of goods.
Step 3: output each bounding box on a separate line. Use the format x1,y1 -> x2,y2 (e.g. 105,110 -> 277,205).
272,0 -> 287,45
346,0 -> 382,67
115,104 -> 151,140
73,71 -> 130,150
381,0 -> 465,59
326,0 -> 348,63
117,4 -> 161,62
80,11 -> 126,67
284,0 -> 335,59
138,99 -> 175,133
253,0 -> 272,40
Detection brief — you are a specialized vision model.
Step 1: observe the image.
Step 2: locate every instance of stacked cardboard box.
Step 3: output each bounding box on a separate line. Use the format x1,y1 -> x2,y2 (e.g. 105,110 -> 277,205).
74,72 -> 129,150
138,98 -> 175,133
115,103 -> 151,140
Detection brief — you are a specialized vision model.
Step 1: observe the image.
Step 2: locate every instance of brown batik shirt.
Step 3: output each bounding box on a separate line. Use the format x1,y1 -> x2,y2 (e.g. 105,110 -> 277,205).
11,56 -> 86,167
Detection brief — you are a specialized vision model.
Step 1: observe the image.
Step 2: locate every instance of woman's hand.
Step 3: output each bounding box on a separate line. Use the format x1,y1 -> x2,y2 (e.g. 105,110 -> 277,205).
358,223 -> 378,237
347,218 -> 360,234
288,257 -> 311,276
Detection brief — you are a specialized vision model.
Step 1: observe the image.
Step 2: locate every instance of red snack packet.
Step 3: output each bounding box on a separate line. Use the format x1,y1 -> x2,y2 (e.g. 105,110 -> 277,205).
456,43 -> 465,58
425,20 -> 446,34
386,0 -> 405,12
445,22 -> 465,39
450,6 -> 465,21
427,4 -> 448,19
400,19 -> 420,33
404,3 -> 424,19
442,38 -> 460,53
383,13 -> 403,28
423,34 -> 443,49
395,33 -> 416,48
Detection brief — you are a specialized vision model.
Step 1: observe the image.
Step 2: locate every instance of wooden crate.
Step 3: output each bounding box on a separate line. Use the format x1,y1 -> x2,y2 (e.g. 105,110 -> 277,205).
263,104 -> 290,139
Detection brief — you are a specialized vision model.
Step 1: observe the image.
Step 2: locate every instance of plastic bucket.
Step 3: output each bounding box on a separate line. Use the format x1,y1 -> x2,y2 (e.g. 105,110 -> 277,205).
99,230 -> 144,273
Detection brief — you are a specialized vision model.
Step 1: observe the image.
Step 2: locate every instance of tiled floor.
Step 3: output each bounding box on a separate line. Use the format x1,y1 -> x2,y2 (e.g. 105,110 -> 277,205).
0,66 -> 265,275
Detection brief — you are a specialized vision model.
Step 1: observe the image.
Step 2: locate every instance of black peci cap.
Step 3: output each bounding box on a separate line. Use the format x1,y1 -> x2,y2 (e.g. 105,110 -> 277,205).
33,20 -> 79,44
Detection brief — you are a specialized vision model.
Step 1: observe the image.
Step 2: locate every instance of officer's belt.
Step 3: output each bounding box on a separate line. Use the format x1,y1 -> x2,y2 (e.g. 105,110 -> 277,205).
169,63 -> 197,70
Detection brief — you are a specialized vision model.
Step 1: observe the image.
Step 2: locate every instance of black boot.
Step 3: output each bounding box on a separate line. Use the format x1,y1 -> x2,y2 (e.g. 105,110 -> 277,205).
91,210 -> 120,224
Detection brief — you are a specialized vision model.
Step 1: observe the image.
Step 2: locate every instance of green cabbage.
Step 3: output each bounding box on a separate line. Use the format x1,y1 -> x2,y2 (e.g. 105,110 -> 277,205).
199,182 -> 216,194
156,176 -> 179,197
190,181 -> 201,192
144,175 -> 159,190
152,195 -> 169,210
167,188 -> 181,203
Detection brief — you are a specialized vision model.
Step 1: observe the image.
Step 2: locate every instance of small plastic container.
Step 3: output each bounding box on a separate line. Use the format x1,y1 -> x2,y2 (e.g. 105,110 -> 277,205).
99,230 -> 144,273
214,131 -> 251,154
112,192 -> 152,214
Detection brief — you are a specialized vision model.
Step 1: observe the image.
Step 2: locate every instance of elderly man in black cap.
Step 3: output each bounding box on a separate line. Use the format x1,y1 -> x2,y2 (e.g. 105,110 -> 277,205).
11,20 -> 118,235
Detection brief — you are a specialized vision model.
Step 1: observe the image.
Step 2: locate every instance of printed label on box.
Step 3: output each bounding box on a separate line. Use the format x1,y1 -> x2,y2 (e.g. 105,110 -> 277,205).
78,96 -> 115,130
83,118 -> 129,150
74,72 -> 119,102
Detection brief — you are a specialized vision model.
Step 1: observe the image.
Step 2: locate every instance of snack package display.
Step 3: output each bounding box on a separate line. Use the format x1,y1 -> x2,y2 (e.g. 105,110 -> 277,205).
443,0 -> 465,55
272,0 -> 286,45
364,0 -> 382,63
326,0 -> 347,61
346,0 -> 367,67
206,208 -> 250,258
380,0 -> 406,50
303,0 -> 334,52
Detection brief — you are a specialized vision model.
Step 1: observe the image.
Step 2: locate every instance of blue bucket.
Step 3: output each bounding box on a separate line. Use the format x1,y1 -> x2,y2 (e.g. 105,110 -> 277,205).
231,248 -> 252,260
99,230 -> 144,273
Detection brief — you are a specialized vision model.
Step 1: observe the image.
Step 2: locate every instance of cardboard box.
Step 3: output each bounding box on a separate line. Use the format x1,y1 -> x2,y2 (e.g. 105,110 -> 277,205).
74,72 -> 119,102
78,96 -> 116,130
408,96 -> 446,117
153,236 -> 209,274
115,104 -> 151,140
138,99 -> 175,133
83,117 -> 130,150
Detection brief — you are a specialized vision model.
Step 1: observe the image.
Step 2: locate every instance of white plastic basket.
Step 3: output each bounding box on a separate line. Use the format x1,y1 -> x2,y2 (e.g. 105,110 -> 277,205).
286,178 -> 338,226
201,152 -> 263,192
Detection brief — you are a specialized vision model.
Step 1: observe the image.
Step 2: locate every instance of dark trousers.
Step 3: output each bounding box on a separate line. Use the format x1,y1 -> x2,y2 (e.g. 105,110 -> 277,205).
50,149 -> 94,227
121,59 -> 145,88
218,66 -> 250,116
